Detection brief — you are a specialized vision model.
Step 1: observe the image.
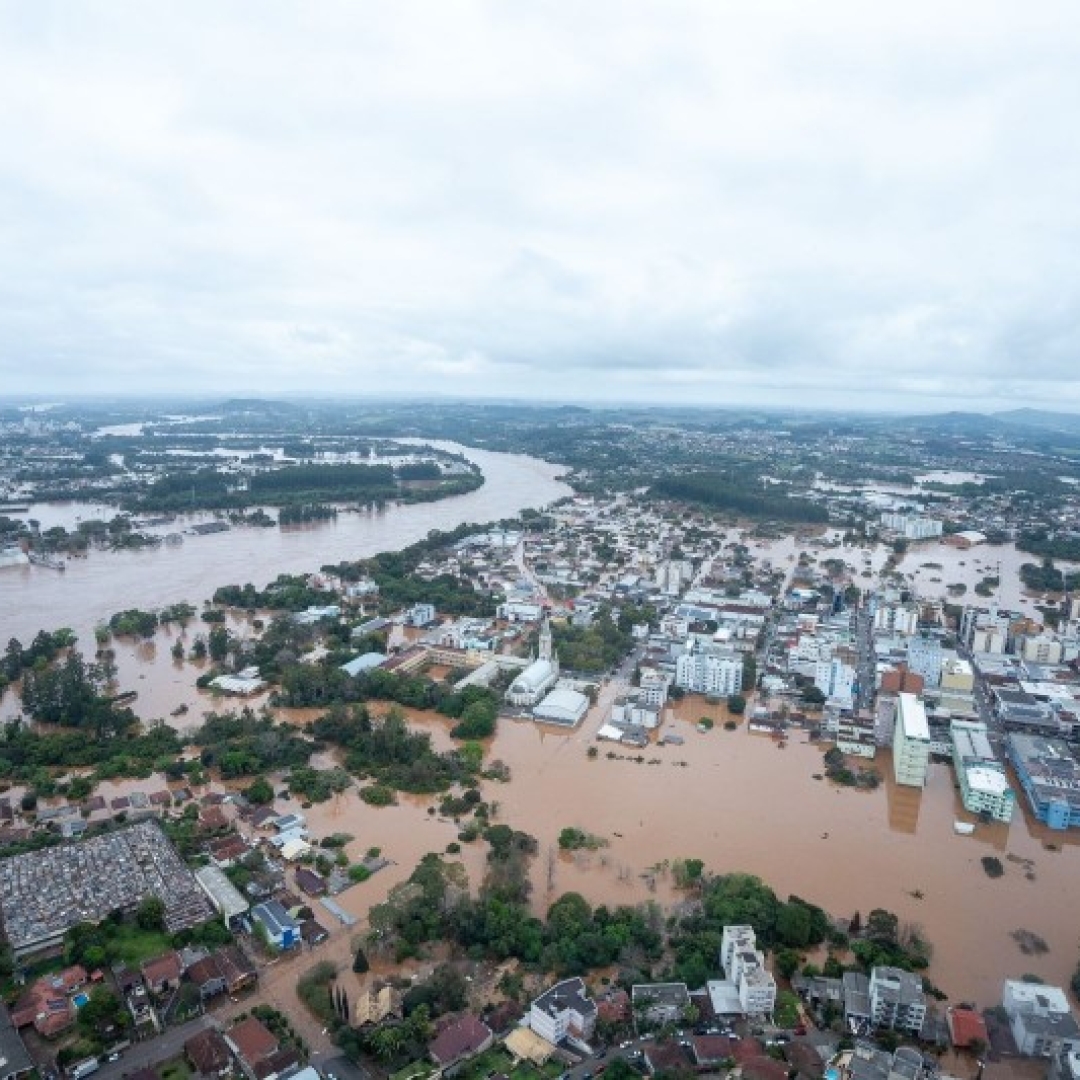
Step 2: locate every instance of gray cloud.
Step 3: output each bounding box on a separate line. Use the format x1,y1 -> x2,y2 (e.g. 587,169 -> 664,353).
2,1 -> 1080,410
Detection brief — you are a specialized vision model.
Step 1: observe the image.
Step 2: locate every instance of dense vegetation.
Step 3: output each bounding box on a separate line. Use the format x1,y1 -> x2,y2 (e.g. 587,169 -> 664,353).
1019,558 -> 1080,593
276,665 -> 500,739
311,704 -> 478,793
190,709 -> 314,779
550,608 -> 640,673
652,470 -> 829,522
363,852 -> 929,1001
19,651 -> 138,739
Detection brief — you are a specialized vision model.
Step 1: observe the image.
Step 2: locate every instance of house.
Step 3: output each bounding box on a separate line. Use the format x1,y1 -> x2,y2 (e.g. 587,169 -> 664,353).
690,1035 -> 738,1067
631,983 -> 690,1025
528,977 -> 597,1047
141,952 -> 183,995
208,834 -> 249,868
1003,980 -> 1080,1058
10,966 -> 87,1038
185,1028 -> 233,1078
429,1014 -> 494,1070
0,1004 -> 32,1080
946,1005 -> 988,1049
186,956 -> 227,1000
355,986 -> 403,1027
642,1041 -> 691,1075
294,867 -> 327,898
225,1017 -> 279,1080
215,945 -> 258,995
300,919 -> 329,946
250,900 -> 300,950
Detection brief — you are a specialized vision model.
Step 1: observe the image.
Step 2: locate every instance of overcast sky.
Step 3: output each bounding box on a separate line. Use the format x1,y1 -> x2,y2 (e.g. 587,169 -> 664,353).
2,2 -> 1080,412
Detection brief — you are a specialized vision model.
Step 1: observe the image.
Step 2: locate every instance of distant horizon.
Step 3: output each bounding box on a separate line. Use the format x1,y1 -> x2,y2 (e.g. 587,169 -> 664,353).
7,390 -> 1080,421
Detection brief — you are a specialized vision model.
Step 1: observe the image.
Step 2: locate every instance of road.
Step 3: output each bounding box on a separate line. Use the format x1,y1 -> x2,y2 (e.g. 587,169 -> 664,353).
92,1016 -> 212,1080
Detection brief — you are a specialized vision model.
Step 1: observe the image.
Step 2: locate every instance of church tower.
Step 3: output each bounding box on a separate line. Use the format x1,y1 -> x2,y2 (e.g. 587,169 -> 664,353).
538,615 -> 552,662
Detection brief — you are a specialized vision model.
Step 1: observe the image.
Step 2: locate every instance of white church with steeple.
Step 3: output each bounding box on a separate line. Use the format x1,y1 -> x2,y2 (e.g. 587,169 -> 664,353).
506,615 -> 561,707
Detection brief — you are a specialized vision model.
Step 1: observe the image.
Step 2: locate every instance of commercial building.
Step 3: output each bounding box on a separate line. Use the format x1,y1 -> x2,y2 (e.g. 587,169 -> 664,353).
0,1004 -> 33,1080
1007,734 -> 1080,830
951,720 -> 1015,822
892,693 -> 931,788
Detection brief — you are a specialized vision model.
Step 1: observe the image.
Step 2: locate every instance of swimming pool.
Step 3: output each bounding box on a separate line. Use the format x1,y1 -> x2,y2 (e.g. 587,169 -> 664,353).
72,992 -> 89,1008
825,1069 -> 840,1080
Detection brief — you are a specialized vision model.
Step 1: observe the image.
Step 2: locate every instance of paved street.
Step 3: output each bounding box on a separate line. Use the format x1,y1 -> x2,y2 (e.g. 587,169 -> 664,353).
91,1017 -> 212,1080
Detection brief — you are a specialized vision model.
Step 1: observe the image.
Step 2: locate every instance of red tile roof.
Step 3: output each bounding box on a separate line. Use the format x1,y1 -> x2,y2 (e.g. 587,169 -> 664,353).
948,1006 -> 989,1048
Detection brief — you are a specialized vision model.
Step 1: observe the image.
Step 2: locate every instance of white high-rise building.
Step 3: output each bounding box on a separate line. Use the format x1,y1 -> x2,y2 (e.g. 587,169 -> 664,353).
893,693 -> 930,788
676,645 -> 743,697
719,926 -> 775,1017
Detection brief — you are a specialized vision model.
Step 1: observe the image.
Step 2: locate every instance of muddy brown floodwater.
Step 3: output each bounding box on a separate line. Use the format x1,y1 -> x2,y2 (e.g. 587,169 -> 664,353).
389,696 -> 1080,1009
0,442 -> 571,645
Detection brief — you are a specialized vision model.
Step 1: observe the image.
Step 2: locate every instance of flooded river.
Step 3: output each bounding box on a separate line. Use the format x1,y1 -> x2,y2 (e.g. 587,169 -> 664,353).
0,443 -> 571,645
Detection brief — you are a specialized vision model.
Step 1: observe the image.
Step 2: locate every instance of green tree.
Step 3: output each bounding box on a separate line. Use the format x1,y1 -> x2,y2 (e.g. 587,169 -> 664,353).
245,777 -> 274,805
135,895 -> 166,932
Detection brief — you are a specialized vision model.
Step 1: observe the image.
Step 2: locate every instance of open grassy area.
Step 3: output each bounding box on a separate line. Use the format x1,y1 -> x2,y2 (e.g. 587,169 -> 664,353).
109,924 -> 174,966
455,1048 -> 563,1080
774,990 -> 801,1029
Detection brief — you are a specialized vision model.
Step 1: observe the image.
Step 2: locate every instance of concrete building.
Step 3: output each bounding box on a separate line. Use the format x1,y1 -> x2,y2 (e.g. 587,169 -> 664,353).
906,636 -> 943,688
1003,980 -> 1080,1058
880,512 -> 943,540
815,656 -> 856,705
720,926 -> 776,1018
405,603 -> 436,627
631,983 -> 691,1026
529,977 -> 597,1047
869,967 -> 927,1035
874,604 -> 919,637
675,644 -> 742,697
533,686 -> 590,727
951,720 -> 1015,822
1006,733 -> 1080,830
893,693 -> 931,788
1022,634 -> 1065,665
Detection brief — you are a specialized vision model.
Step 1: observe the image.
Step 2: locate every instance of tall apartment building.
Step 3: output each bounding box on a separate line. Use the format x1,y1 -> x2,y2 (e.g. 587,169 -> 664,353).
880,512 -> 943,540
893,693 -> 931,788
906,635 -> 943,688
814,657 -> 856,705
950,719 -> 1015,822
675,645 -> 742,697
869,967 -> 927,1035
873,603 -> 919,637
719,925 -> 776,1018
